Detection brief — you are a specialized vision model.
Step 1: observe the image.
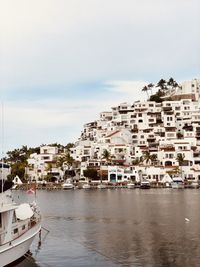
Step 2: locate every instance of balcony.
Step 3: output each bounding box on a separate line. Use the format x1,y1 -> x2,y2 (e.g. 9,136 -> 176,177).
149,142 -> 159,148
160,146 -> 175,152
163,107 -> 172,112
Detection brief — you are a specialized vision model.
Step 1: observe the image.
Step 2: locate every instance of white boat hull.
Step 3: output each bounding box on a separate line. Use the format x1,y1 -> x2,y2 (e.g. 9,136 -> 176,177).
97,184 -> 107,189
62,185 -> 74,190
0,223 -> 41,267
82,184 -> 91,189
171,183 -> 184,189
127,183 -> 135,189
140,181 -> 151,189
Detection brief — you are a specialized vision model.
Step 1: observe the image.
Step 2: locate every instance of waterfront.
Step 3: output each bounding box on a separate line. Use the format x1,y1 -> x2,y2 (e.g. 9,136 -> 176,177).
12,189 -> 200,267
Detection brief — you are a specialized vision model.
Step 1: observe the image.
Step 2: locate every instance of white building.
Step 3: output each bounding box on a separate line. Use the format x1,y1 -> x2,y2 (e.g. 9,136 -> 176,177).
27,145 -> 63,181
72,78 -> 200,183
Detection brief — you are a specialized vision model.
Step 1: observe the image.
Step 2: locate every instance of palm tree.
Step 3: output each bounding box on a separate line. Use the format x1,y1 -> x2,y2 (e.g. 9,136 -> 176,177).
56,155 -> 66,170
64,143 -> 74,153
156,79 -> 167,91
142,85 -> 150,99
150,154 -> 157,165
176,153 -> 185,179
176,153 -> 185,166
56,153 -> 75,181
63,152 -> 75,168
102,149 -> 111,165
167,78 -> 180,93
143,151 -> 151,165
147,83 -> 154,96
167,77 -> 175,87
45,163 -> 53,182
132,157 -> 143,165
168,77 -> 179,88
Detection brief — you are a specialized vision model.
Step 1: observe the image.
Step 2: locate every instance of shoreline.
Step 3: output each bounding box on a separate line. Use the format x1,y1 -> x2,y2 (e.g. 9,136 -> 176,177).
13,183 -> 199,190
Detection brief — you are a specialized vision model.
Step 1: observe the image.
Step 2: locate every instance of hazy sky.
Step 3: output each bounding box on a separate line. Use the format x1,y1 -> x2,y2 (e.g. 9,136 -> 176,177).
0,0 -> 199,151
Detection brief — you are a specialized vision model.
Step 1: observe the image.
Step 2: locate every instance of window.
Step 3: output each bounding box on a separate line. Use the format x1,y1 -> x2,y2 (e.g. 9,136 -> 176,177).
14,228 -> 18,234
43,156 -> 50,160
117,175 -> 122,180
167,117 -> 172,121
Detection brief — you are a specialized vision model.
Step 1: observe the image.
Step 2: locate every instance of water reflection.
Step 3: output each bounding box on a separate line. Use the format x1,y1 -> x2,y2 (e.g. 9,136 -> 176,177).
7,253 -> 40,267
13,189 -> 200,267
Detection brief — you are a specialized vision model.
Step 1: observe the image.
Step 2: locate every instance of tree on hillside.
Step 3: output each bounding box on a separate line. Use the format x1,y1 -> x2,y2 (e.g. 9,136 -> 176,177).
7,149 -> 21,163
132,157 -> 143,165
102,149 -> 111,164
150,154 -> 158,165
6,145 -> 40,163
45,163 -> 53,182
83,168 -> 98,181
176,153 -> 185,166
55,151 -> 74,170
142,85 -> 150,99
142,151 -> 157,165
143,151 -> 152,165
65,152 -> 75,167
147,83 -> 154,96
65,143 -> 74,152
149,89 -> 165,103
156,79 -> 167,91
176,153 -> 185,179
10,161 -> 27,180
167,77 -> 179,89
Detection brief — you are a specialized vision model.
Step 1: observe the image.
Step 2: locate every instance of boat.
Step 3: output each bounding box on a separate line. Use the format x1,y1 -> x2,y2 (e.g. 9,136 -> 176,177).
0,179 -> 41,266
188,181 -> 199,189
97,183 -> 107,189
140,180 -> 151,189
127,182 -> 135,189
171,177 -> 184,189
82,183 -> 91,189
62,179 -> 74,190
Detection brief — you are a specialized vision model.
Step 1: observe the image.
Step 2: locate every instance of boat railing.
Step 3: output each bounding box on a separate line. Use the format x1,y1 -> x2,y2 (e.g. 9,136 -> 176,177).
29,212 -> 41,229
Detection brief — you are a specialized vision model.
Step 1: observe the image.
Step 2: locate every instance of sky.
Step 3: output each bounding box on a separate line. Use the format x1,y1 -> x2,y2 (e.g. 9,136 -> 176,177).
0,0 -> 199,152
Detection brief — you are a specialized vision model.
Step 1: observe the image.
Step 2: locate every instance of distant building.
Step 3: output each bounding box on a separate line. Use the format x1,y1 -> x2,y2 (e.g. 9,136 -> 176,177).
70,78 -> 200,184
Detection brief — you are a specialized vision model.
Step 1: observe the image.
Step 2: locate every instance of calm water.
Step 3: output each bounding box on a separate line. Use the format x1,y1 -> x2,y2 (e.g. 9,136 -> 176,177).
11,189 -> 200,267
